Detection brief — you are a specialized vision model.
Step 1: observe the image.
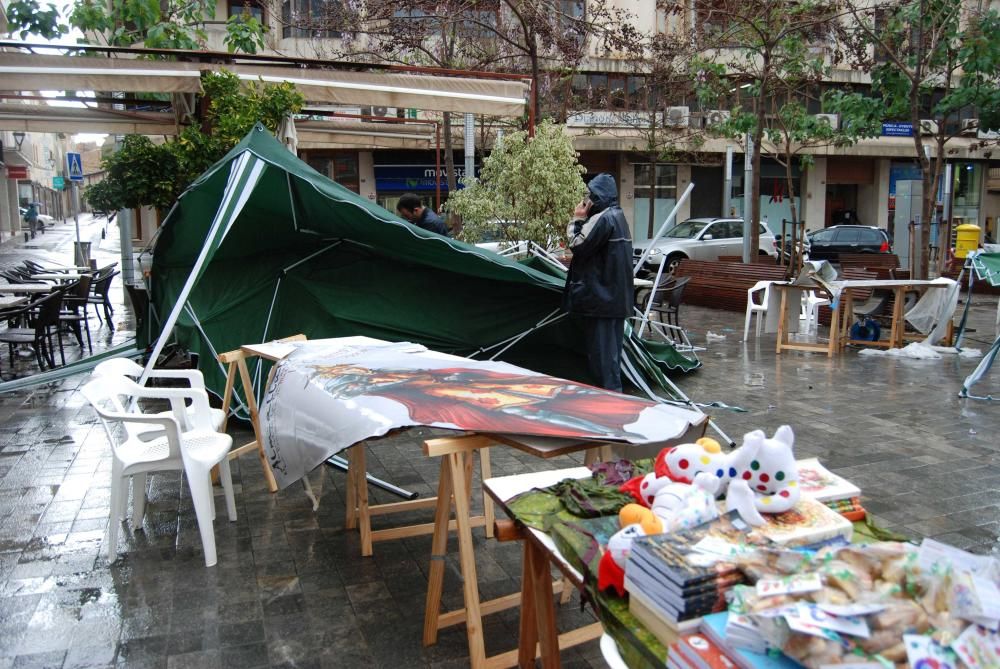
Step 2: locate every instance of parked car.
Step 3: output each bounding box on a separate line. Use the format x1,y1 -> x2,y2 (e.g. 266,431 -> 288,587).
633,217 -> 778,273
802,224 -> 892,262
19,207 -> 55,227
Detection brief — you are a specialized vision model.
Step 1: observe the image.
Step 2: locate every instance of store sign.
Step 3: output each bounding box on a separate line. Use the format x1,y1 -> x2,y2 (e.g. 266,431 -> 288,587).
567,110 -> 647,128
882,122 -> 914,137
374,164 -> 479,192
52,176 -> 65,190
6,165 -> 29,179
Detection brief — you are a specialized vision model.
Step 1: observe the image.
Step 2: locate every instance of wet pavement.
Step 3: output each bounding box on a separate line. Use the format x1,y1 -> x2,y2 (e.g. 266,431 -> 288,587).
0,218 -> 998,668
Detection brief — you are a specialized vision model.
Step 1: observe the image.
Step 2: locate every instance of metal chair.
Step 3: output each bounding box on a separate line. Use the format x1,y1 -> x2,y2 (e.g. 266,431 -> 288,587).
59,275 -> 94,353
89,270 -> 119,327
80,374 -> 236,567
648,276 -> 690,329
0,290 -> 64,369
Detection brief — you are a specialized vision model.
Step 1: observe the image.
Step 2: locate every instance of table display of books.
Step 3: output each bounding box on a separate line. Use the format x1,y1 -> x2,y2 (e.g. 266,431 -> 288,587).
502,428 -> 998,669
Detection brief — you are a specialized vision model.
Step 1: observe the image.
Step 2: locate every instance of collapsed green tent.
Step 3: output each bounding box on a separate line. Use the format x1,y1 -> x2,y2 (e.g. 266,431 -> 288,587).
148,124 -> 700,414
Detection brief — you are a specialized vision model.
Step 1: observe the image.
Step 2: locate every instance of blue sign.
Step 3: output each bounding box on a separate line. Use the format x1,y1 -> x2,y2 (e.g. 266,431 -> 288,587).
66,152 -> 84,182
881,122 -> 914,137
374,164 -> 479,192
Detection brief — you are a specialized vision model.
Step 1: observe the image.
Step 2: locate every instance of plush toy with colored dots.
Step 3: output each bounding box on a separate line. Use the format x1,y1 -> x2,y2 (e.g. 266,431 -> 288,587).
619,436 -> 729,505
724,425 -> 800,526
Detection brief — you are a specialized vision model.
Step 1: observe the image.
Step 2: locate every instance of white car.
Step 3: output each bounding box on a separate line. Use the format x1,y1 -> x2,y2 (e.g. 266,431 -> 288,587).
633,217 -> 778,273
19,207 -> 55,227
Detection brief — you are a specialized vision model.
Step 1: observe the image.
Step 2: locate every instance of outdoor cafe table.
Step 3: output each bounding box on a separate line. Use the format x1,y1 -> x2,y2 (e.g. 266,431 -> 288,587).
772,278 -> 949,356
0,296 -> 27,310
30,272 -> 82,282
0,283 -> 55,295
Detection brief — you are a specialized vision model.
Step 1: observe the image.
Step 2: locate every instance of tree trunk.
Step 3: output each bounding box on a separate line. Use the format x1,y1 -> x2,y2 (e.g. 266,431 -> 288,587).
442,111 -> 457,223
647,113 -> 657,238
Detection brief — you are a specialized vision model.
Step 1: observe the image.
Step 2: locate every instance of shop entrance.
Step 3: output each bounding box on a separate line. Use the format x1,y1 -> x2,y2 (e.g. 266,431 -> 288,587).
825,184 -> 860,227
690,165 -> 724,218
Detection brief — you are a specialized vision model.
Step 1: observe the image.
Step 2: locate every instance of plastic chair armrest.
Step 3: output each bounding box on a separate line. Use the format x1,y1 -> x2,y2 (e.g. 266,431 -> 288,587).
144,369 -> 206,390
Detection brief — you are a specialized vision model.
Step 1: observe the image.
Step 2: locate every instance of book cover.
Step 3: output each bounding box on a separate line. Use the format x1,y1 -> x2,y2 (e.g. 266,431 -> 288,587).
678,630 -> 741,669
700,612 -> 805,669
628,511 -> 768,588
795,458 -> 860,502
751,497 -> 854,548
625,556 -> 744,606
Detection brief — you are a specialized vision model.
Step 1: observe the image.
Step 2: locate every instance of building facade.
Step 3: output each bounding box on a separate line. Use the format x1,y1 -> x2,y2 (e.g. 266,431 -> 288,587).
206,0 -> 999,248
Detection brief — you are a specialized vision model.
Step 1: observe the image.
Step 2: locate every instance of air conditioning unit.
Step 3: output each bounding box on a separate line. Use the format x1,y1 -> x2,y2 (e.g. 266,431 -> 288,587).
370,106 -> 396,118
961,119 -> 979,135
663,106 -> 690,128
703,109 -> 731,128
814,113 -> 840,130
919,119 -> 939,135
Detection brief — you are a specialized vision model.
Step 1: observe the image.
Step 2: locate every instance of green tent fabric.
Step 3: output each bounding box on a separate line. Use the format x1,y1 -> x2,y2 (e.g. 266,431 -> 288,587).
149,124 -> 700,409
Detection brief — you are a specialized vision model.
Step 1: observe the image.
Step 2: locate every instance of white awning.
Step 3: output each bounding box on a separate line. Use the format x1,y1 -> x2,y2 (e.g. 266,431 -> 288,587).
0,102 -> 177,135
0,52 -> 529,117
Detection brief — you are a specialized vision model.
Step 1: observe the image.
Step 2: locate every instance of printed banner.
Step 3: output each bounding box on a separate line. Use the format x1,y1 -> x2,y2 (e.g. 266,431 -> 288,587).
260,338 -> 704,488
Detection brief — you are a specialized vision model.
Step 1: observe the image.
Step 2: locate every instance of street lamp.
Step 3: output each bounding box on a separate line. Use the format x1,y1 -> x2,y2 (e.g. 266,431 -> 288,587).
12,131 -> 26,150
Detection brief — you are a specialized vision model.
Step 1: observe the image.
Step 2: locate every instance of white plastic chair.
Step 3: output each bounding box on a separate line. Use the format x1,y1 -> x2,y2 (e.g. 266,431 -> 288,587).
743,280 -> 773,341
599,634 -> 629,669
801,290 -> 831,333
80,375 -> 236,567
93,358 -> 225,432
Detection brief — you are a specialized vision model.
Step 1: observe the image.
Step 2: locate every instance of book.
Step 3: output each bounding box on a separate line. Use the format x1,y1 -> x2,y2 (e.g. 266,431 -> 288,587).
824,496 -> 866,521
625,558 -> 743,612
668,644 -> 695,669
677,630 -> 741,669
628,586 -> 703,645
750,497 -> 854,548
795,458 -> 861,502
627,511 -> 767,590
700,612 -> 804,669
625,574 -> 730,623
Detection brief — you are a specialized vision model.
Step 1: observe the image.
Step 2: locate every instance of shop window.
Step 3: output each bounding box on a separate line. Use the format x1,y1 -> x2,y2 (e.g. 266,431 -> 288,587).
306,152 -> 359,192
953,164 -> 981,208
589,74 -> 608,108
609,76 -> 627,109
229,0 -> 264,24
282,0 -> 342,38
627,76 -> 646,110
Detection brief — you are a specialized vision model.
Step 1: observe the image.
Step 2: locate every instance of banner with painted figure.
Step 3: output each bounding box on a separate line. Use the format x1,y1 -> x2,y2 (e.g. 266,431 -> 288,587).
259,338 -> 705,489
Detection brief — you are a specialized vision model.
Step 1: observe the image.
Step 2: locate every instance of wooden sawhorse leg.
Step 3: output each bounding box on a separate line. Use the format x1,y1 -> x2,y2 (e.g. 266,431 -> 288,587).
421,437 -> 598,669
344,440 -> 494,558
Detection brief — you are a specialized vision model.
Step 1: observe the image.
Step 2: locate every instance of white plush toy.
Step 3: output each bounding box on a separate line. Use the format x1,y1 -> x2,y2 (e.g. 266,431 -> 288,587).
725,425 -> 800,526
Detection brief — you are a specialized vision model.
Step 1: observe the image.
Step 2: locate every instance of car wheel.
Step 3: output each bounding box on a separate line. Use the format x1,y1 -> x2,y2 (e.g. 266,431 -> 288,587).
665,254 -> 685,274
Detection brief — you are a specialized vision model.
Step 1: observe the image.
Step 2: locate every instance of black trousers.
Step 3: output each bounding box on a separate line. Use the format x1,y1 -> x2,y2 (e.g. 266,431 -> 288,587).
582,317 -> 625,392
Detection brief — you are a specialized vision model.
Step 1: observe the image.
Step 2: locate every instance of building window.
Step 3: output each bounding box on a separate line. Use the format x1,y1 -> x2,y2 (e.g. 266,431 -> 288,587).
228,0 -> 264,24
634,164 -> 678,199
559,0 -> 586,49
282,0 -> 342,39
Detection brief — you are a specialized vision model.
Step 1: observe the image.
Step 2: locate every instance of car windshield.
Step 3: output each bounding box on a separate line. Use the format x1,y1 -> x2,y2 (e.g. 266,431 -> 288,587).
665,221 -> 709,239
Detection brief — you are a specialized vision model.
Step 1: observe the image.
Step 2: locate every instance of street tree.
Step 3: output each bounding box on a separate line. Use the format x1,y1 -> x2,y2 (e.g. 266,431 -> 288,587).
84,71 -> 303,213
678,0 -> 844,257
284,0 -> 635,198
445,120 -> 586,248
5,0 -> 266,53
835,0 -> 1000,278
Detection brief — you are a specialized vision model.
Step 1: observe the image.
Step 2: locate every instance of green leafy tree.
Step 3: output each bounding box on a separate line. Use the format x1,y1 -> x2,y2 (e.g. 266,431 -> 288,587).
6,0 -> 266,53
446,120 -> 585,248
682,0 -> 843,256
836,0 -> 1000,278
84,70 -> 303,213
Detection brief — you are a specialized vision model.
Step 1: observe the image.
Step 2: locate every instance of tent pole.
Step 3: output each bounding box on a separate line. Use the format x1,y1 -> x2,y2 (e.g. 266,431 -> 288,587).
140,152 -> 264,388
282,240 -> 342,274
633,182 -> 695,276
183,303 -> 251,417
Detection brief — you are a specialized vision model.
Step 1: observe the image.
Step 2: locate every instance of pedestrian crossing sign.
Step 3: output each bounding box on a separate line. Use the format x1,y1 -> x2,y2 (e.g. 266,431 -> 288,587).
67,152 -> 84,182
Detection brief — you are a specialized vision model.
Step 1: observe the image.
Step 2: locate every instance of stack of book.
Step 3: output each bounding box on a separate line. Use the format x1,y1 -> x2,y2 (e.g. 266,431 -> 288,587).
625,512 -> 756,633
795,457 -> 866,521
695,612 -> 802,669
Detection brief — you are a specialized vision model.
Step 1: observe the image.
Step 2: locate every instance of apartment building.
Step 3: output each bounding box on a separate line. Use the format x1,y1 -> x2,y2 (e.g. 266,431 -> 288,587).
209,0 -> 999,247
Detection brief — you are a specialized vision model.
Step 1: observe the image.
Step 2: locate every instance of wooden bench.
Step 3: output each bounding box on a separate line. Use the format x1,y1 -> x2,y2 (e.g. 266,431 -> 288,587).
718,254 -> 777,264
674,259 -> 789,312
838,253 -> 909,280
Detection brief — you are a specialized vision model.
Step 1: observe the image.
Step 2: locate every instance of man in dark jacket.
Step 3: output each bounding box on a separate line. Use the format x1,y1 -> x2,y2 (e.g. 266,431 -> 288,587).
562,173 -> 633,392
396,193 -> 450,236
